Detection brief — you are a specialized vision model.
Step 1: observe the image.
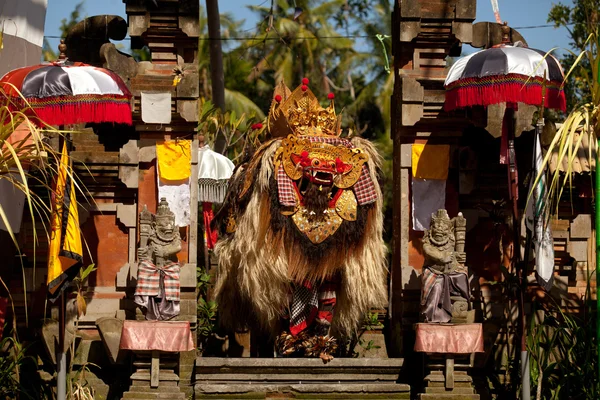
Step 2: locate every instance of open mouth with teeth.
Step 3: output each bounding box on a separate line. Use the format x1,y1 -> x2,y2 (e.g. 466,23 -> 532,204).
291,151 -> 353,190
304,168 -> 334,186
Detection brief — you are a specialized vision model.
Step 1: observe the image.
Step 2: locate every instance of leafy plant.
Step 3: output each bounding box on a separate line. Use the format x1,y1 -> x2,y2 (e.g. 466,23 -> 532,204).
337,311 -> 383,358
72,264 -> 96,318
198,99 -> 264,161
363,311 -> 383,331
0,85 -> 81,327
534,3 -> 600,214
196,263 -> 218,352
67,362 -> 98,400
197,297 -> 218,340
196,266 -> 212,299
528,258 -> 599,400
0,335 -> 31,399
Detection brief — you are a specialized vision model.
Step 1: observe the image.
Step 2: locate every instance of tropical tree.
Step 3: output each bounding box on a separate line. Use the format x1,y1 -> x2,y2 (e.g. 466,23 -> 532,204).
197,7 -> 265,120
241,0 -> 357,100
548,0 -> 600,107
539,1 -> 599,213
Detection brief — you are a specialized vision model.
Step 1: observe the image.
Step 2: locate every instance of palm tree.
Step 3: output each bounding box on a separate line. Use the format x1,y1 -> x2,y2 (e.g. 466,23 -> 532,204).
243,0 -> 357,98
197,6 -> 265,120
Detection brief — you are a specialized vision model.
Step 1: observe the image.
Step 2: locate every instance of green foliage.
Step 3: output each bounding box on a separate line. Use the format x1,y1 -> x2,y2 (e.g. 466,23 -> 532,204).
528,299 -> 599,399
548,0 -> 600,107
363,311 -> 383,331
198,99 -> 264,161
0,335 -> 30,399
73,264 -> 96,318
336,311 -> 383,358
358,338 -> 380,352
196,266 -> 212,298
196,264 -> 217,351
197,297 -> 218,339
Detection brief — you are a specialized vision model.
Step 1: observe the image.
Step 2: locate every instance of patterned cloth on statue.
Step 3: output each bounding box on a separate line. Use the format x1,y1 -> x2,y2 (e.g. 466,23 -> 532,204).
134,260 -> 180,321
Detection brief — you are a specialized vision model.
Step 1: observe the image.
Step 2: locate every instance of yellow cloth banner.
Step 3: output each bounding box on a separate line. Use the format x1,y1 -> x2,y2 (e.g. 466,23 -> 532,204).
156,140 -> 192,181
411,144 -> 450,180
47,141 -> 83,298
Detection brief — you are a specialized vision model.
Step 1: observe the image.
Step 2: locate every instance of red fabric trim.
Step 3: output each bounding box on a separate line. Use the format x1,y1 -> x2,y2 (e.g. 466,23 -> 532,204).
203,202 -> 218,250
9,100 -> 132,125
444,79 -> 566,112
290,307 -> 317,336
317,310 -> 333,322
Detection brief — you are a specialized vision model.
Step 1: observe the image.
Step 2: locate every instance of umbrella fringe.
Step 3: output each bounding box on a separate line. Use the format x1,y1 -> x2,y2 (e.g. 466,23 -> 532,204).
445,83 -> 566,112
30,102 -> 133,126
198,179 -> 229,204
3,94 -> 133,125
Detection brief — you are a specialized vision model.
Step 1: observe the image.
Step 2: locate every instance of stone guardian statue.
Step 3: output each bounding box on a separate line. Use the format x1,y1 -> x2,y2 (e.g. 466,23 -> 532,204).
420,209 -> 471,323
134,198 -> 182,320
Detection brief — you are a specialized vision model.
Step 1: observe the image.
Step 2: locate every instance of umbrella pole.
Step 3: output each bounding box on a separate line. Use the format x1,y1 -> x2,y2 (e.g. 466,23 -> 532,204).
519,119 -> 545,400
56,129 -> 70,400
57,293 -> 67,400
506,105 -> 530,399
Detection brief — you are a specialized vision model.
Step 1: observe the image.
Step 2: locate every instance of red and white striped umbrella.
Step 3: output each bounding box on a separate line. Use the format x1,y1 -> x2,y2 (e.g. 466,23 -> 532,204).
444,44 -> 566,112
0,61 -> 132,125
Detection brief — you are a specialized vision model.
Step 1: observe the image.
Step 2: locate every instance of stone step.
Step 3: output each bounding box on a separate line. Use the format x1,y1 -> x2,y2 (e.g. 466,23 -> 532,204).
420,395 -> 479,400
122,392 -> 187,399
426,387 -> 476,394
196,383 -> 411,399
196,357 -> 403,383
195,358 -> 409,399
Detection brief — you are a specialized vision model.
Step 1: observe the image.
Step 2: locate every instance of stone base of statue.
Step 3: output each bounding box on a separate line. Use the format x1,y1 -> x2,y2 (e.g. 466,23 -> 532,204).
414,323 -> 483,399
119,320 -> 194,399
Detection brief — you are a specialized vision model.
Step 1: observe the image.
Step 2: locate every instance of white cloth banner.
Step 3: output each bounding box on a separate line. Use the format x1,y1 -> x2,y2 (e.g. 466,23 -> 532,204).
525,132 -> 554,290
412,178 -> 446,232
157,165 -> 191,227
141,92 -> 172,124
0,174 -> 26,233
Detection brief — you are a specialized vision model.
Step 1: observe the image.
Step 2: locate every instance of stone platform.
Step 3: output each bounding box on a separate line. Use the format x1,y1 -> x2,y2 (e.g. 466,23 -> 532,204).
195,357 -> 410,399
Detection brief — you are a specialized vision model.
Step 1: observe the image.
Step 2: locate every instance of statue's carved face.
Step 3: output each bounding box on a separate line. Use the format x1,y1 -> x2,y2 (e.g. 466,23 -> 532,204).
431,220 -> 449,243
155,217 -> 175,240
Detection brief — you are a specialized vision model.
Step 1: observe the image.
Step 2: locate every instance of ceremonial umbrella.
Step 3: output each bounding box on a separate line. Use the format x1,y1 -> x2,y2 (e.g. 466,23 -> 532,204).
444,39 -> 566,287
0,59 -> 132,400
443,34 -> 566,400
0,60 -> 133,126
444,43 -> 566,113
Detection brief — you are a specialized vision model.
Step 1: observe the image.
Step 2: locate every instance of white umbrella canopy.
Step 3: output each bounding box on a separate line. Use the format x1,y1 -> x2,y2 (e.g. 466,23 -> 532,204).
198,145 -> 235,203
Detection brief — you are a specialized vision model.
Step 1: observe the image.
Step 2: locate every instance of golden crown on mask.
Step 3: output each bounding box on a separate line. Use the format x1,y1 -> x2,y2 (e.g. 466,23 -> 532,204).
267,78 -> 341,138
